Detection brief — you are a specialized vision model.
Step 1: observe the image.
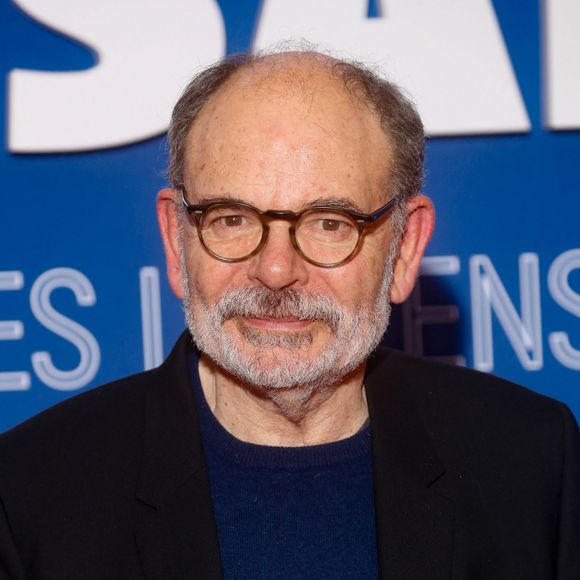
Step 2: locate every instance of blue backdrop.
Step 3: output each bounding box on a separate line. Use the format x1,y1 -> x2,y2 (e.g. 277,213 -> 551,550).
1,0 -> 579,432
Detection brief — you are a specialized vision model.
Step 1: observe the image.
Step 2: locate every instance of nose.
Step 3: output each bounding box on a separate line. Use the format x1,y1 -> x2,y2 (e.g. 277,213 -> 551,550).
246,222 -> 309,290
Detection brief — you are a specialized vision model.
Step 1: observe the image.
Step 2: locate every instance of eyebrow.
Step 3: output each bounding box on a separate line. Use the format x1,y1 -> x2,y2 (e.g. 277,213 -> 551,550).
302,197 -> 365,213
196,194 -> 365,213
197,193 -> 244,205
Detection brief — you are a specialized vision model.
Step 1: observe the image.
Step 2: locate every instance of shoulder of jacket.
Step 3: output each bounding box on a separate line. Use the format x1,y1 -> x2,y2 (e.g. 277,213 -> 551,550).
0,368 -> 160,477
369,346 -> 565,423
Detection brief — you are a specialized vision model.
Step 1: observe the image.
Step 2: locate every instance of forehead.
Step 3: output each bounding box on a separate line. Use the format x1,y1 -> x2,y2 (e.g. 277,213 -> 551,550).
184,60 -> 392,210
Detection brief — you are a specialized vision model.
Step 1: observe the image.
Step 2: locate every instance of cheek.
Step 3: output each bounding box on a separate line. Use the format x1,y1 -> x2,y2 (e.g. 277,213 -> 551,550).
325,242 -> 393,305
316,260 -> 382,308
185,249 -> 248,304
364,230 -> 397,278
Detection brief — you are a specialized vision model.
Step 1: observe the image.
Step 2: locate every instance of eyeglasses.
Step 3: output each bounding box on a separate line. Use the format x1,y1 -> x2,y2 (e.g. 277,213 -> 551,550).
181,191 -> 398,268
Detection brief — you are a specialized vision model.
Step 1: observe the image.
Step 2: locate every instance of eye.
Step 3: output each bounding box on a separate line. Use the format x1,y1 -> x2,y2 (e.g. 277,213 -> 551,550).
219,215 -> 247,227
202,206 -> 262,243
299,212 -> 357,243
318,219 -> 346,232
204,206 -> 258,230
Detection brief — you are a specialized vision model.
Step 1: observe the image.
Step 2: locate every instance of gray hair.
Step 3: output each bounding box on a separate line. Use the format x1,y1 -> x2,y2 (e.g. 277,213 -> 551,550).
167,49 -> 425,236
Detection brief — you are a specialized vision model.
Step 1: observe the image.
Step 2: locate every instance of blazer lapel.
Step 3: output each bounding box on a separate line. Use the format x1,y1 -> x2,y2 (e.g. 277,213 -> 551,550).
134,332 -> 224,580
131,334 -> 454,579
365,350 -> 454,580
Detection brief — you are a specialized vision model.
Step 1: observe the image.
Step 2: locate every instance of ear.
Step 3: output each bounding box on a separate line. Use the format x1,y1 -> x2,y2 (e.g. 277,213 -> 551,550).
389,194 -> 435,304
156,188 -> 185,300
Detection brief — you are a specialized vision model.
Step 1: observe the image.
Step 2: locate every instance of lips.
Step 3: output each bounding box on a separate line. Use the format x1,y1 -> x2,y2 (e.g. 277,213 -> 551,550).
215,287 -> 342,334
241,317 -> 314,330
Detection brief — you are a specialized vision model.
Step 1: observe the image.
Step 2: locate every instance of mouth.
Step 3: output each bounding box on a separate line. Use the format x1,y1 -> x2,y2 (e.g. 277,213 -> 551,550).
240,317 -> 315,331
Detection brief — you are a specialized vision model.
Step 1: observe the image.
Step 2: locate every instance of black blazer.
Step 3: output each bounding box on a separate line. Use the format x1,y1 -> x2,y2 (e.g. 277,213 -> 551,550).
0,332 -> 578,579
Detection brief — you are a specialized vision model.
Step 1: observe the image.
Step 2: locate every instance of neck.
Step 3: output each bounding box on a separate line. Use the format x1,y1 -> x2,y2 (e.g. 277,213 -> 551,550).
198,354 -> 368,446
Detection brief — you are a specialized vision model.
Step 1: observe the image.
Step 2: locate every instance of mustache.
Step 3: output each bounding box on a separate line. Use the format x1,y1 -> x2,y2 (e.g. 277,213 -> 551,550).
214,287 -> 344,333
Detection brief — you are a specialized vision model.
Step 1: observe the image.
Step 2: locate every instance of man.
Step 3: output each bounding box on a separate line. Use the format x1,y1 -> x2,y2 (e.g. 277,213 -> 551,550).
0,50 -> 579,579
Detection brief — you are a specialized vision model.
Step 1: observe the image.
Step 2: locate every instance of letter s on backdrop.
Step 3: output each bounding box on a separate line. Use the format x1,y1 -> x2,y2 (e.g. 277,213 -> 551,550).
30,268 -> 100,391
8,0 -> 225,152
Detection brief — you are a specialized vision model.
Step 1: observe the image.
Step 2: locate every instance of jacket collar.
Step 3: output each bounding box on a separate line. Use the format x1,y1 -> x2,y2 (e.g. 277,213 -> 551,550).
135,331 -> 224,580
136,332 -> 204,508
134,332 -> 453,580
365,349 -> 454,580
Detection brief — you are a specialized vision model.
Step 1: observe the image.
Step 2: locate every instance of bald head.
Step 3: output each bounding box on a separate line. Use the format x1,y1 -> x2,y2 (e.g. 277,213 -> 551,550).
167,50 -> 424,207
214,51 -> 357,105
183,55 -> 393,217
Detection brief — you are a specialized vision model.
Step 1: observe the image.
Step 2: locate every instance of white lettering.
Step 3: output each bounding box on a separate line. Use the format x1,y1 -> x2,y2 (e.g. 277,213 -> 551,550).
545,0 -> 580,129
140,267 -> 164,370
0,271 -> 30,391
30,268 -> 100,390
470,254 -> 543,372
8,0 -> 225,152
548,249 -> 580,369
254,0 -> 530,135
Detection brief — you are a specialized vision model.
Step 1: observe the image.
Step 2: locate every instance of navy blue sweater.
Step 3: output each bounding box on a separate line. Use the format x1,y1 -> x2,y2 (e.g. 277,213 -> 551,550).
190,355 -> 379,579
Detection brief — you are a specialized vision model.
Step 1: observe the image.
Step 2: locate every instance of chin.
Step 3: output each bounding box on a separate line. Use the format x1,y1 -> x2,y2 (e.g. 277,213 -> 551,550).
182,284 -> 389,390
209,328 -> 362,390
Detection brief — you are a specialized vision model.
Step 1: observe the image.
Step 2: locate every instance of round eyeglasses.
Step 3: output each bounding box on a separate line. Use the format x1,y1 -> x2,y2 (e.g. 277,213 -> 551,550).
181,192 -> 398,268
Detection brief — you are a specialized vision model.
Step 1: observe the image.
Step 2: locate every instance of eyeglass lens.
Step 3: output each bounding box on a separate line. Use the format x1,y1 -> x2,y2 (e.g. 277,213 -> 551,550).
199,204 -> 360,264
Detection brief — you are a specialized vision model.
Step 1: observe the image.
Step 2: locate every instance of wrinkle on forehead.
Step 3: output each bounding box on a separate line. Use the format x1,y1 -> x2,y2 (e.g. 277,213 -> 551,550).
192,51 -> 382,139
183,54 -> 393,206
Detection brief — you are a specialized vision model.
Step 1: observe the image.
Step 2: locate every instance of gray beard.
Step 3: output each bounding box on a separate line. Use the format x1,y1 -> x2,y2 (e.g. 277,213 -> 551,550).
180,245 -> 397,392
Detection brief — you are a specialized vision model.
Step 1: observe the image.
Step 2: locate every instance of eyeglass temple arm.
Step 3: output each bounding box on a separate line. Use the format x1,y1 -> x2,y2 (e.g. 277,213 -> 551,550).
357,197 -> 398,223
180,191 -> 191,210
180,191 -> 205,216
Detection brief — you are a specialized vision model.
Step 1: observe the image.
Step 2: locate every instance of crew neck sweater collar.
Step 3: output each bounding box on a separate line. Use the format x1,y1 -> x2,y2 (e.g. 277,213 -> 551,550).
188,352 -> 371,470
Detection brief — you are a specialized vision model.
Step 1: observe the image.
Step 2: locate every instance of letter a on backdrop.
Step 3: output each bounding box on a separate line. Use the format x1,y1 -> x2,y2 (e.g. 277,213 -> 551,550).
254,0 -> 530,135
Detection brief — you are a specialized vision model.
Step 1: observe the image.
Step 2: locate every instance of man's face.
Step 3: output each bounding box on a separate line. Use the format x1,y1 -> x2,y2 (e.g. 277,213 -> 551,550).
172,68 -> 401,389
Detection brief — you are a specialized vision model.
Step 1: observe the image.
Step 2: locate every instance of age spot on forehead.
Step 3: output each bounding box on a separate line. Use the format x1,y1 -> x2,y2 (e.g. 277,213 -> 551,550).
183,56 -> 392,208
